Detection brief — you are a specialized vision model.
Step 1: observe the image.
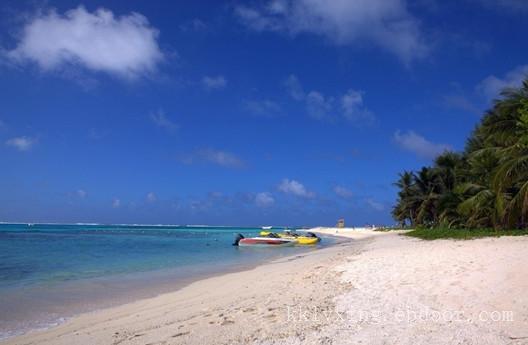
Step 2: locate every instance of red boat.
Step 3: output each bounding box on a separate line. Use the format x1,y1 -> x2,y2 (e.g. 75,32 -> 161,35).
237,236 -> 295,247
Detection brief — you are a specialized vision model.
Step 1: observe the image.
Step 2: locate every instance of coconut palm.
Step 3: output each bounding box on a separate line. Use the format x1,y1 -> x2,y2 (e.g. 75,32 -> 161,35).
392,78 -> 528,230
392,171 -> 416,226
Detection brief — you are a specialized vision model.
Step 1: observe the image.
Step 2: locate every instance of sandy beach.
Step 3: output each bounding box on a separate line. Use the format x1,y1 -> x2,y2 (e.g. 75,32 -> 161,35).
3,1 -> 527,344
4,229 -> 528,345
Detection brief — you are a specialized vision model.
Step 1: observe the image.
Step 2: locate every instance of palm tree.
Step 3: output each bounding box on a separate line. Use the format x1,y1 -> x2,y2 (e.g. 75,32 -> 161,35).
392,171 -> 417,227
458,149 -> 500,228
392,78 -> 528,230
413,167 -> 442,226
487,82 -> 528,228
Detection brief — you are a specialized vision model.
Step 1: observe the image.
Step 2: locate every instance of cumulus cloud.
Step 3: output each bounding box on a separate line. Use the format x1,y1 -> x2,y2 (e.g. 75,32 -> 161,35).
178,148 -> 245,168
5,136 -> 36,151
341,89 -> 375,124
285,75 -> 334,120
477,65 -> 528,101
4,6 -> 163,79
255,192 -> 275,207
202,75 -> 227,90
150,109 -> 178,132
199,148 -> 244,168
278,178 -> 315,198
305,91 -> 333,120
76,189 -> 87,198
394,130 -> 450,159
285,74 -> 373,124
334,185 -> 353,199
235,0 -> 428,63
146,192 -> 157,203
112,198 -> 121,208
284,74 -> 305,101
244,99 -> 282,117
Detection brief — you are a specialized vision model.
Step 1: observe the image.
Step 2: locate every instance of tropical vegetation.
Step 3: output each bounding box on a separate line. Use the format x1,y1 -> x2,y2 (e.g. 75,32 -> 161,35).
392,79 -> 528,231
405,227 -> 528,240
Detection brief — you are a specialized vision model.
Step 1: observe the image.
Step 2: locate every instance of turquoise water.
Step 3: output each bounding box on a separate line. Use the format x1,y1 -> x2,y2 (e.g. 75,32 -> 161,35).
0,223 -> 329,339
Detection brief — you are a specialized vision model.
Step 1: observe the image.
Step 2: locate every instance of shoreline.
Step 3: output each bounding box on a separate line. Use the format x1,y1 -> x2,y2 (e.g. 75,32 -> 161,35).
0,232 -> 343,341
2,229 -> 371,345
4,228 -> 528,344
0,231 -> 352,343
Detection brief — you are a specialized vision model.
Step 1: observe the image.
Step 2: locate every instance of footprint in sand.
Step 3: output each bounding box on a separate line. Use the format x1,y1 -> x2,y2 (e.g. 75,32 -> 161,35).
171,331 -> 190,337
264,313 -> 277,320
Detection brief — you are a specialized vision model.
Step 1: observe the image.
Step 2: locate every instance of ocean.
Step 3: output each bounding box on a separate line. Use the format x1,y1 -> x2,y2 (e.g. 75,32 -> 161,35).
0,223 -> 331,339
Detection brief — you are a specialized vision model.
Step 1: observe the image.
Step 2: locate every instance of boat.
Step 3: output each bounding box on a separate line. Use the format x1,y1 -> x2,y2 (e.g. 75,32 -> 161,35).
238,237 -> 296,247
232,233 -> 295,247
289,236 -> 319,245
257,230 -> 321,245
261,226 -> 272,230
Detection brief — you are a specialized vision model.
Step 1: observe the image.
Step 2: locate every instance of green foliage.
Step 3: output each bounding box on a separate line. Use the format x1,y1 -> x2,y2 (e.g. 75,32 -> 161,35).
404,227 -> 528,240
392,79 -> 528,230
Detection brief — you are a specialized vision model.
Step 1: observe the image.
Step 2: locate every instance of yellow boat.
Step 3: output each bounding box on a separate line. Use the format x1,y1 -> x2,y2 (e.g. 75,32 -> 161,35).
288,236 -> 319,245
259,231 -> 320,245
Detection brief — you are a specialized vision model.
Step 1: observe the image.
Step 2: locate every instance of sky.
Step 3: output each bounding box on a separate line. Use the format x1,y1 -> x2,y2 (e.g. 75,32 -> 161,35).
1,0 -> 527,226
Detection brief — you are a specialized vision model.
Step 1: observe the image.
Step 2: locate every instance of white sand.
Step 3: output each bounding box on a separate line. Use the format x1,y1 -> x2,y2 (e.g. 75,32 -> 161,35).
4,229 -> 528,345
305,229 -> 528,345
307,226 -> 396,239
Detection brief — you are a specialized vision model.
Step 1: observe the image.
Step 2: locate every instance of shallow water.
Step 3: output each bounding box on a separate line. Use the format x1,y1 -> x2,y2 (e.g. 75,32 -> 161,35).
0,223 -> 331,339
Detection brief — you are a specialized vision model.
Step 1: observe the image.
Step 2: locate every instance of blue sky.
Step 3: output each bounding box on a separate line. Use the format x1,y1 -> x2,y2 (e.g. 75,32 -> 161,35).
1,0 -> 527,226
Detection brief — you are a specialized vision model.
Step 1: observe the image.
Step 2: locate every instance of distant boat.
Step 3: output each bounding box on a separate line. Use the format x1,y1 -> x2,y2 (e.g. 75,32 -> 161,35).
261,226 -> 272,230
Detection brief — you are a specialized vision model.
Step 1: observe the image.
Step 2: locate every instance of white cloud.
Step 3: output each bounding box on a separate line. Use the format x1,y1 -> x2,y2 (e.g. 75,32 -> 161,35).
4,6 -> 163,79
306,91 -> 333,120
341,89 -> 375,124
285,74 -> 374,123
146,192 -> 157,203
199,148 -> 244,168
367,198 -> 385,211
255,192 -> 275,207
394,130 -> 450,159
285,75 -> 333,119
5,136 -> 36,151
179,148 -> 245,168
112,198 -> 121,208
150,109 -> 178,131
202,75 -> 227,90
235,0 -> 428,63
244,99 -> 282,117
284,74 -> 305,101
76,189 -> 87,198
278,178 -> 315,198
334,185 -> 353,199
477,65 -> 528,101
